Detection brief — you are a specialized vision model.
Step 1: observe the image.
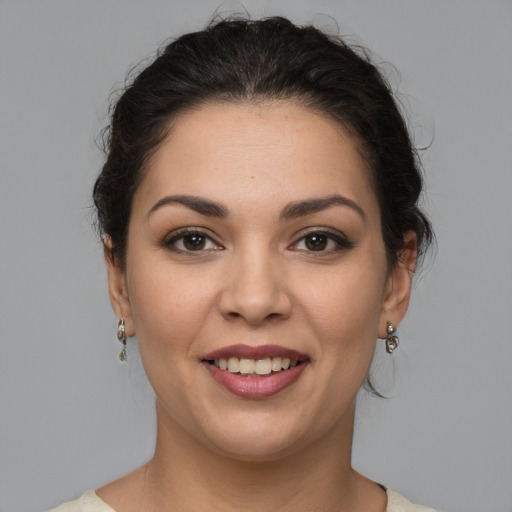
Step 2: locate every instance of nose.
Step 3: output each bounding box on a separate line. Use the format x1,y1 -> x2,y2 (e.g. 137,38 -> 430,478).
218,245 -> 292,325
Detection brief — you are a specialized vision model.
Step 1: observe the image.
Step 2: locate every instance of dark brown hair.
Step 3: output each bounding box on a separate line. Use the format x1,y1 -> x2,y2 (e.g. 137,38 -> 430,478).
93,17 -> 433,395
94,16 -> 432,268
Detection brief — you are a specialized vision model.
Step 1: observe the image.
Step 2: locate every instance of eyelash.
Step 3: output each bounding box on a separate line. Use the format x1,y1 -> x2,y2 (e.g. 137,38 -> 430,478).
162,228 -> 353,255
290,229 -> 354,254
162,228 -> 223,254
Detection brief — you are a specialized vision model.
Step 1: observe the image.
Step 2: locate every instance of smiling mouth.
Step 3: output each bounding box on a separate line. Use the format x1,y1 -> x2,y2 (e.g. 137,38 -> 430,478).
203,345 -> 309,398
207,357 -> 301,377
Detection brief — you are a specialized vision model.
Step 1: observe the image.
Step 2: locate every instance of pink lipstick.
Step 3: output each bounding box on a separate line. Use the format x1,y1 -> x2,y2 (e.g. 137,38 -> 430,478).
203,344 -> 309,399
204,344 -> 307,362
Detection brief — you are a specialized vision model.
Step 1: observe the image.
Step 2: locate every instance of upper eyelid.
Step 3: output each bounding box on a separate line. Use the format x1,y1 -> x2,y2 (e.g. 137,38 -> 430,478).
290,228 -> 353,251
164,227 -> 218,240
291,226 -> 348,241
163,228 -> 223,249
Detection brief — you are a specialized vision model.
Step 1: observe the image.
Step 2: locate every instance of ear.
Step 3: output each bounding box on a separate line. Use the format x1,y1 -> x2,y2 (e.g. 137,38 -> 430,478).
378,231 -> 417,338
103,236 -> 135,337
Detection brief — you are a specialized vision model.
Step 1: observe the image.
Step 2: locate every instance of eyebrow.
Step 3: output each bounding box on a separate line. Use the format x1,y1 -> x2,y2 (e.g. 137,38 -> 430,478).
280,195 -> 367,222
147,195 -> 228,218
147,193 -> 366,222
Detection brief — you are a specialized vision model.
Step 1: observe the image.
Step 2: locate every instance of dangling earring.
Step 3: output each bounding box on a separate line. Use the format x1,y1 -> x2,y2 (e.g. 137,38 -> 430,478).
385,322 -> 399,354
117,319 -> 127,361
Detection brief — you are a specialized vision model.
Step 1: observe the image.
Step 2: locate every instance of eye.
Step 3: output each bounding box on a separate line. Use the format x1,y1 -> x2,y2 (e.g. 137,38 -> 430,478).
291,230 -> 352,253
164,229 -> 222,253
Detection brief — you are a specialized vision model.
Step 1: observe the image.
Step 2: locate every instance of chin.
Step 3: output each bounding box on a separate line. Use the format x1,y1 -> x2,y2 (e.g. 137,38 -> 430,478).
196,410 -> 316,462
210,434 -> 304,463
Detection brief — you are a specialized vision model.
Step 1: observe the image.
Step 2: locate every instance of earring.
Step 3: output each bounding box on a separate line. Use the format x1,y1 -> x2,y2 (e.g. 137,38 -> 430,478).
385,322 -> 399,354
117,319 -> 127,361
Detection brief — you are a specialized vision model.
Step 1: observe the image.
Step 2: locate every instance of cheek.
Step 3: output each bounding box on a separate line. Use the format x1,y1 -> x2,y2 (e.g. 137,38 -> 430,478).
272,263 -> 387,439
301,259 -> 387,364
126,255 -> 217,361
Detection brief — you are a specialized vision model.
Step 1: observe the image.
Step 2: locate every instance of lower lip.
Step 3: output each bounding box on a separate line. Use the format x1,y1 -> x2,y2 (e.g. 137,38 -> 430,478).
204,362 -> 307,399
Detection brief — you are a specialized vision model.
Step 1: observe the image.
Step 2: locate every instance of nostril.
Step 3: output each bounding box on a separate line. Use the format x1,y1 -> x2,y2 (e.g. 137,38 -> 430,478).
219,281 -> 292,325
227,311 -> 282,321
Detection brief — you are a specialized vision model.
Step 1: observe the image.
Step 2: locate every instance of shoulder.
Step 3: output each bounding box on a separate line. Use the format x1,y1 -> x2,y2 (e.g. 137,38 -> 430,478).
386,488 -> 439,512
48,491 -> 115,512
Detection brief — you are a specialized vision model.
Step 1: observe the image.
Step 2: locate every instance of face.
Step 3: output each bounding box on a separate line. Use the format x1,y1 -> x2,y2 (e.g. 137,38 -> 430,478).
107,102 -> 414,461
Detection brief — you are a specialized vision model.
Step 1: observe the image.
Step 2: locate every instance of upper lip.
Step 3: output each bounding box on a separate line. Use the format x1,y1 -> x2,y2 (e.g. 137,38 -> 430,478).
203,344 -> 308,361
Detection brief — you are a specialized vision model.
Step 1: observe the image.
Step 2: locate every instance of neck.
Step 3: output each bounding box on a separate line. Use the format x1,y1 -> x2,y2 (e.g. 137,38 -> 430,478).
139,400 -> 383,512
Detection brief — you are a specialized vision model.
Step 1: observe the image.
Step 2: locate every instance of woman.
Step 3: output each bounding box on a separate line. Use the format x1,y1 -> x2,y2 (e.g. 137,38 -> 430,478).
51,17 -> 435,512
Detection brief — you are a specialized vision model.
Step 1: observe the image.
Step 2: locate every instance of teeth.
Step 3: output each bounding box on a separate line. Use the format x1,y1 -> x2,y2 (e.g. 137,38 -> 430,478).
227,357 -> 239,373
255,358 -> 272,375
239,359 -> 255,374
213,357 -> 299,376
271,357 -> 282,371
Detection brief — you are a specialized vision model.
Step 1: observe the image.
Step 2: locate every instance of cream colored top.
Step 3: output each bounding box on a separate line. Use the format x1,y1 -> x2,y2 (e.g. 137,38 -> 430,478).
49,488 -> 439,511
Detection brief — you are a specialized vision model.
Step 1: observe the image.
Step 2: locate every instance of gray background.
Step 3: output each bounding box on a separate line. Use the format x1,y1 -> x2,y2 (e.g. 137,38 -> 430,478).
1,1 -> 511,511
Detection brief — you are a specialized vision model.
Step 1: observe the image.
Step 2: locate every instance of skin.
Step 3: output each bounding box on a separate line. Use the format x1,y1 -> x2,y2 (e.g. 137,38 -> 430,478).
99,101 -> 416,511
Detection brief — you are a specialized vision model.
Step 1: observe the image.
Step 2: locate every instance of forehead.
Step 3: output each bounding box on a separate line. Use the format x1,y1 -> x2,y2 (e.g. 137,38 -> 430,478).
135,101 -> 378,220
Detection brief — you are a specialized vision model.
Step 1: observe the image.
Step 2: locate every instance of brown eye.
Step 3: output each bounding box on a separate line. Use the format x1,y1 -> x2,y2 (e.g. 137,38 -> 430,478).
305,234 -> 328,251
183,234 -> 206,250
165,230 -> 221,253
291,230 -> 353,254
